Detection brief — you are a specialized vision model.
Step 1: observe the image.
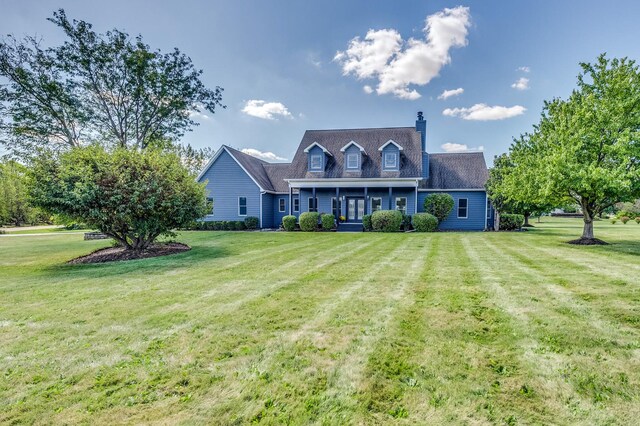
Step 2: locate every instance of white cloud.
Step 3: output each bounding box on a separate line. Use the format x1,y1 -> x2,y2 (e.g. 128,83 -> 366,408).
517,66 -> 530,73
241,148 -> 288,162
363,85 -> 374,94
189,110 -> 210,121
334,6 -> 471,100
511,77 -> 529,90
441,143 -> 484,152
241,100 -> 293,120
442,103 -> 526,121
438,87 -> 464,100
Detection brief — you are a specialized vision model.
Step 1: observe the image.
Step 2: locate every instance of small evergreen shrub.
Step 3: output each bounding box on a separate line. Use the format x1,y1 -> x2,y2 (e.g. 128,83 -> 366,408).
500,214 -> 525,231
610,218 -> 618,224
371,210 -> 403,232
620,216 -> 630,224
424,193 -> 454,224
636,217 -> 640,224
282,215 -> 297,231
299,212 -> 320,231
234,221 -> 247,230
412,213 -> 438,232
362,214 -> 372,231
320,213 -> 335,231
244,216 -> 259,229
401,214 -> 412,231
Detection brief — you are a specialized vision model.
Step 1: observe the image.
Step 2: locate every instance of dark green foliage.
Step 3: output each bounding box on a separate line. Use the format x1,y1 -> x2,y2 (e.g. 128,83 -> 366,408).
362,214 -> 372,231
371,210 -> 403,232
401,214 -> 412,231
299,212 -> 319,232
320,213 -> 335,231
244,216 -> 259,230
617,210 -> 638,219
30,146 -> 208,250
423,194 -> 454,224
0,159 -> 49,226
500,214 -> 525,231
282,215 -> 297,231
412,213 -> 438,232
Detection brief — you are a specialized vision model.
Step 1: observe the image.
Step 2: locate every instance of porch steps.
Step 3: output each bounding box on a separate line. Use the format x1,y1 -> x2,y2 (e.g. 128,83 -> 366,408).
337,223 -> 363,232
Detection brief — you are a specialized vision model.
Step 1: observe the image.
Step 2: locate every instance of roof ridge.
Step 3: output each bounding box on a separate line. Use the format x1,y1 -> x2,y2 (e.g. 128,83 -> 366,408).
305,126 -> 416,132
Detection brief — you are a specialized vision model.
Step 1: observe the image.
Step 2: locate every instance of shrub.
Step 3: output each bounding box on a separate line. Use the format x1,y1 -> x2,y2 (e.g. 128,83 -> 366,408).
371,210 -> 403,232
500,213 -> 525,231
320,213 -> 335,231
282,215 -> 297,231
424,194 -> 454,224
299,212 -> 320,231
620,216 -> 630,224
362,214 -> 372,231
244,216 -> 259,230
234,221 -> 247,230
412,213 -> 438,232
401,214 -> 412,231
636,217 -> 640,224
610,218 -> 618,224
617,210 -> 637,219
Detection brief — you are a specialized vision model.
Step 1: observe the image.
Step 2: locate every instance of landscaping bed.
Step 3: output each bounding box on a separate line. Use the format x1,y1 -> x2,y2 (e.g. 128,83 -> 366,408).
68,242 -> 190,264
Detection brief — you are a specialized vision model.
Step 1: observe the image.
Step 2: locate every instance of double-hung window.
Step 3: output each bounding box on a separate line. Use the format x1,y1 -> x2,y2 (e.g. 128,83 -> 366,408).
331,197 -> 343,217
238,197 -> 247,216
308,197 -> 318,212
206,197 -> 214,215
371,197 -> 382,212
458,198 -> 468,219
346,153 -> 359,170
395,197 -> 407,214
293,198 -> 299,212
279,198 -> 286,212
384,152 -> 398,170
310,154 -> 323,171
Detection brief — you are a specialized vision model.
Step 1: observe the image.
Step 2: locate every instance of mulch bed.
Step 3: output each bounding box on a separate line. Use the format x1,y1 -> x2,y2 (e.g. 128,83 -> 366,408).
68,242 -> 191,264
567,237 -> 609,245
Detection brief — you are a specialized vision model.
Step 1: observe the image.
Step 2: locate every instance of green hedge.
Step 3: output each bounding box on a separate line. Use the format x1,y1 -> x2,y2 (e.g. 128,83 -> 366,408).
362,214 -> 372,231
244,216 -> 259,229
184,220 -> 247,231
500,213 -> 525,231
371,210 -> 403,232
412,213 -> 438,232
282,215 -> 297,231
320,213 -> 335,231
299,212 -> 320,232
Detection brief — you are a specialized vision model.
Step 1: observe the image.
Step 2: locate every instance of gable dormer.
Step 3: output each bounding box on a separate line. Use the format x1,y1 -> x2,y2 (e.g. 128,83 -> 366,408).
340,141 -> 366,171
378,139 -> 403,171
304,142 -> 332,172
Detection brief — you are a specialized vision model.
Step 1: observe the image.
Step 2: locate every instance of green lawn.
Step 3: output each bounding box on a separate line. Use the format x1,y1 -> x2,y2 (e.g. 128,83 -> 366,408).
1,219 -> 639,424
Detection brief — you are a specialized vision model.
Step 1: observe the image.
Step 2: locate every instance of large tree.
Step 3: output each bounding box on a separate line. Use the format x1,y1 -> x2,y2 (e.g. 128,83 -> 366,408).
0,9 -> 224,157
503,55 -> 640,244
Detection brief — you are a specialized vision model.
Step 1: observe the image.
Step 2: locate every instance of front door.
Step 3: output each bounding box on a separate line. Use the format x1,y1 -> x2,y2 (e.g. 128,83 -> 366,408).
347,197 -> 365,222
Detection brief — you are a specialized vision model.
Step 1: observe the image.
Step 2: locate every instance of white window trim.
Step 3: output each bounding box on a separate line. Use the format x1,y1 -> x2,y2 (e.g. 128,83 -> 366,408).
293,198 -> 299,212
279,198 -> 286,213
395,197 -> 407,214
310,154 -> 323,170
371,197 -> 382,212
346,153 -> 359,169
238,196 -> 247,216
383,152 -> 398,170
458,198 -> 468,219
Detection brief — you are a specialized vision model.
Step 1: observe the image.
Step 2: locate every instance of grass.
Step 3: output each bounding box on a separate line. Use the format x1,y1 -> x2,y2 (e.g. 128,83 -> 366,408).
0,218 -> 639,424
1,226 -> 90,234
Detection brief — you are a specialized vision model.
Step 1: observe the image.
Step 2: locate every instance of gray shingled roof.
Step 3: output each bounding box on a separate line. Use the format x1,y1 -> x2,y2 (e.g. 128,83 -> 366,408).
287,127 -> 423,179
263,163 -> 291,192
223,145 -> 276,192
421,152 -> 489,189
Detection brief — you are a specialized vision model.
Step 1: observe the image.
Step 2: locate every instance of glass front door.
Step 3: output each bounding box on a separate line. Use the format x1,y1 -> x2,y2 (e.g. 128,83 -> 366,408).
347,197 -> 365,222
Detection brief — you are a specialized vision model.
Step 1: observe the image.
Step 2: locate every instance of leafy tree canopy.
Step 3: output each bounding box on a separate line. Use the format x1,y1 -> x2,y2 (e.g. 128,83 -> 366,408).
423,193 -> 454,224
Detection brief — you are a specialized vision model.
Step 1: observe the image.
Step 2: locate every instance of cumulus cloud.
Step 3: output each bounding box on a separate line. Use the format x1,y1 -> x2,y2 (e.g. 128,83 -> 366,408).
441,143 -> 484,152
363,85 -> 374,94
241,148 -> 288,162
438,87 -> 464,100
334,6 -> 471,100
517,66 -> 530,73
511,77 -> 529,90
241,100 -> 293,120
442,103 -> 526,120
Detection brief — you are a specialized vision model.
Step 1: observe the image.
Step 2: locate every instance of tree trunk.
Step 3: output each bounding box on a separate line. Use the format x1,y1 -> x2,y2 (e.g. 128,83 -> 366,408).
581,200 -> 595,239
523,212 -> 532,227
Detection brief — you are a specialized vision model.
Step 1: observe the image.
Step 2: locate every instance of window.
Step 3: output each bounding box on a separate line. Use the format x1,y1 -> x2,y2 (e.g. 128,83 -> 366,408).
206,197 -> 214,214
384,152 -> 398,170
310,154 -> 323,170
293,198 -> 299,212
486,201 -> 492,219
308,197 -> 318,212
458,198 -> 468,218
371,197 -> 382,212
279,198 -> 286,212
332,197 -> 343,217
395,197 -> 407,214
346,153 -> 359,169
238,197 -> 247,216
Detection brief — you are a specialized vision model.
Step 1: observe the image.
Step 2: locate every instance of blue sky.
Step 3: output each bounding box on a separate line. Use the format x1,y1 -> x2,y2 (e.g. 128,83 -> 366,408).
2,0 -> 640,165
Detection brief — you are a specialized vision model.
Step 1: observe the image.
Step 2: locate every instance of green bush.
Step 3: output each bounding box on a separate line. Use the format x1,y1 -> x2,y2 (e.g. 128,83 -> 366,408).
362,214 -> 372,231
500,213 -> 525,231
412,213 -> 438,232
620,216 -> 630,224
424,193 -> 454,224
371,210 -> 403,232
299,212 -> 320,232
616,210 -> 637,219
320,213 -> 335,231
282,215 -> 297,231
401,214 -> 412,231
636,217 -> 640,224
244,216 -> 259,230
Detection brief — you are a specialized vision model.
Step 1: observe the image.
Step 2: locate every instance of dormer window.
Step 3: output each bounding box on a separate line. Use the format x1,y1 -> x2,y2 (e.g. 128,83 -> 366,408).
304,142 -> 332,172
340,141 -> 365,172
384,152 -> 398,169
310,154 -> 323,170
346,153 -> 359,169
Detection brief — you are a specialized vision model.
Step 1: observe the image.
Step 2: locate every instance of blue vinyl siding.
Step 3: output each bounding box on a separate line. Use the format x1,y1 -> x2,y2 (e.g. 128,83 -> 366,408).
262,193 -> 274,228
198,149 -> 261,222
273,195 -> 291,228
298,188 -> 416,219
417,191 -> 487,230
